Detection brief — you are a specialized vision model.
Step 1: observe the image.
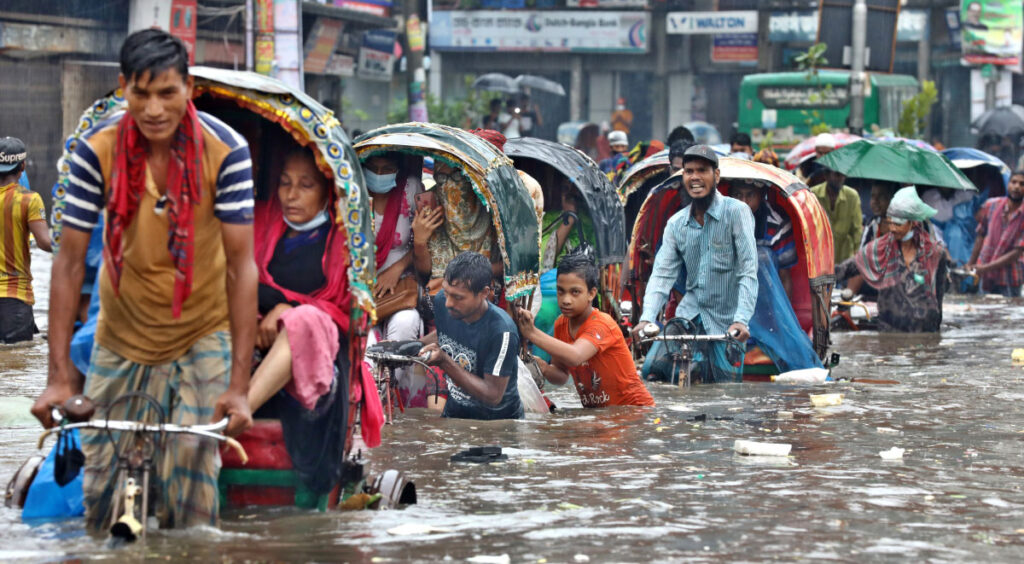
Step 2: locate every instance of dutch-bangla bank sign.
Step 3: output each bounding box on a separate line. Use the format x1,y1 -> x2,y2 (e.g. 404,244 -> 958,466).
667,11 -> 758,35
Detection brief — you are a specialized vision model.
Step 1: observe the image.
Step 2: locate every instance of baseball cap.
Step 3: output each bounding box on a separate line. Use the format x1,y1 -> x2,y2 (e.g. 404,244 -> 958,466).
682,144 -> 719,168
608,130 -> 628,147
0,137 -> 27,173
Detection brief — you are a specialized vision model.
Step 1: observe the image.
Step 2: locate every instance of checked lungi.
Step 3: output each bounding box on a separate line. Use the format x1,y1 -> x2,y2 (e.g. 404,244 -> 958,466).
80,331 -> 232,532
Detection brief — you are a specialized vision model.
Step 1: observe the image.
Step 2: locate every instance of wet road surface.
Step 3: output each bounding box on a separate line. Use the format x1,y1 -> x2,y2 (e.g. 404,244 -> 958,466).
2,250 -> 1024,562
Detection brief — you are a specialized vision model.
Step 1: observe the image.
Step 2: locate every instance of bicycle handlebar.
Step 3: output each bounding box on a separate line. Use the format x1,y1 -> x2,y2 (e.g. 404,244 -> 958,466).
365,350 -> 435,373
39,417 -> 248,465
640,333 -> 733,345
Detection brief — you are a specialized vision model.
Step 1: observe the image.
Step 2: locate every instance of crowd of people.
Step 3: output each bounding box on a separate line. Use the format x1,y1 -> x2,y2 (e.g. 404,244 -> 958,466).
2,29 -> 1021,536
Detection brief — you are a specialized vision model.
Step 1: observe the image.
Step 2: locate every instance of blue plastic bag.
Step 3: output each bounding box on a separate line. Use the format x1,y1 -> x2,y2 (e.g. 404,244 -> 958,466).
22,429 -> 84,520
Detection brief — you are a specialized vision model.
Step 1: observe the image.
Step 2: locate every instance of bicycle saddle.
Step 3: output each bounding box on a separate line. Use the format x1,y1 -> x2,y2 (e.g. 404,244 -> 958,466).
366,340 -> 424,357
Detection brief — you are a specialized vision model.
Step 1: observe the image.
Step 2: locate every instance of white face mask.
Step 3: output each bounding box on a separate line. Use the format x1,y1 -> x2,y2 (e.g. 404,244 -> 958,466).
284,209 -> 329,232
901,230 -> 915,242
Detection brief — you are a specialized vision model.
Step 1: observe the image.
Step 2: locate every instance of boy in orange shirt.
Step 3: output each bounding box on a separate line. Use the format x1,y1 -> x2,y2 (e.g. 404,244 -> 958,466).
516,254 -> 654,408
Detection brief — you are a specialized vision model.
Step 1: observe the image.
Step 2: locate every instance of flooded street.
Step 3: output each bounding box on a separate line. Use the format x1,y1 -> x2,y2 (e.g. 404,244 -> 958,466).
2,250 -> 1024,562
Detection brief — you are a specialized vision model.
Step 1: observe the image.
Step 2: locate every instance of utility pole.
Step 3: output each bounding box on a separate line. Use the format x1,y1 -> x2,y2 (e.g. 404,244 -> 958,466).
403,0 -> 428,122
848,0 -> 867,134
984,65 -> 998,111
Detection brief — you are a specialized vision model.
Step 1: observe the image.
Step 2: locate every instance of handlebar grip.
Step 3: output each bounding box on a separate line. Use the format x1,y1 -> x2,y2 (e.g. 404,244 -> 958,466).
729,328 -> 741,338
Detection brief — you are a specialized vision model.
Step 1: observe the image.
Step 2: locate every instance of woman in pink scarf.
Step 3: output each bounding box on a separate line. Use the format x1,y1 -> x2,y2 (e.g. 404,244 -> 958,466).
246,147 -> 350,415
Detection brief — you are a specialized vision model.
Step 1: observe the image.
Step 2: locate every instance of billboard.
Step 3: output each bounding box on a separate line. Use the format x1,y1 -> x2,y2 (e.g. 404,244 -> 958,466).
666,11 -> 757,35
961,0 -> 1023,65
429,11 -> 649,53
817,0 -> 901,73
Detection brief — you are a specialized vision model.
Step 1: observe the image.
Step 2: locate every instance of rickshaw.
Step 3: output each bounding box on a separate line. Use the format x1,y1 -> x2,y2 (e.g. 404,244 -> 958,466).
626,158 -> 835,377
353,123 -> 546,413
617,148 -> 670,233
503,137 -> 627,319
42,66 -> 404,519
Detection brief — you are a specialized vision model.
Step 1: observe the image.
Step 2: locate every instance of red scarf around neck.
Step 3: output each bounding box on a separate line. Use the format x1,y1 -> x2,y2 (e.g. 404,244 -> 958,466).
105,101 -> 204,319
373,171 -> 408,269
254,197 -> 351,333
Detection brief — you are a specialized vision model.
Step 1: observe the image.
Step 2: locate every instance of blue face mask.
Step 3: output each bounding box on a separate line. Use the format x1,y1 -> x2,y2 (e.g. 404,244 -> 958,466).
364,170 -> 398,194
901,229 -> 915,242
284,209 -> 329,232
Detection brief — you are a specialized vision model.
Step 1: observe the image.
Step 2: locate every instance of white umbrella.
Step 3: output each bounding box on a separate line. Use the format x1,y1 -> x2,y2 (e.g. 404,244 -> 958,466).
514,74 -> 566,96
472,73 -> 519,94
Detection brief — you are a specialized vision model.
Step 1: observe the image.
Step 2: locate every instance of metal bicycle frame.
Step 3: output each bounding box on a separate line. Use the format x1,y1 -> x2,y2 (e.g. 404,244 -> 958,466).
364,351 -> 436,424
641,333 -> 731,387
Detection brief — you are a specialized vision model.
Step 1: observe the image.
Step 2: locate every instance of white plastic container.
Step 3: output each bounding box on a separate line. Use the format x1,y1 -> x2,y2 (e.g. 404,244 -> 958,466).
773,368 -> 829,384
733,439 -> 792,457
879,447 -> 905,460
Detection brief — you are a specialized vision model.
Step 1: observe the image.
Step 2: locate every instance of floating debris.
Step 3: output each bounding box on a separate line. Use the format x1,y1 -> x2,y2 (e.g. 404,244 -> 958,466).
809,393 -> 843,407
733,440 -> 792,457
879,447 -> 905,460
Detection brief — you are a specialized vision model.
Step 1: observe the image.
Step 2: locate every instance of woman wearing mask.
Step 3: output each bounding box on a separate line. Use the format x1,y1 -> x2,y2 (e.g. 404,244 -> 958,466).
248,147 -> 354,417
835,186 -> 949,332
360,152 -> 442,408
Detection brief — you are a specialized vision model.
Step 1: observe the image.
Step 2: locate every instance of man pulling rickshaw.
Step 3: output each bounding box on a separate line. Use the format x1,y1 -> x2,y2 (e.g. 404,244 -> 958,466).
632,145 -> 757,383
32,29 -> 256,531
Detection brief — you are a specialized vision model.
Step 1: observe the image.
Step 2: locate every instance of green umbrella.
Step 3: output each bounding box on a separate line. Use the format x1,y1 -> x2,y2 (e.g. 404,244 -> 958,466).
816,139 -> 977,191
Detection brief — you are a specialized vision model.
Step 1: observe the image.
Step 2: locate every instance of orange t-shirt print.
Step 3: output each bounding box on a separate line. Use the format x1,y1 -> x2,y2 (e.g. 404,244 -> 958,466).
553,310 -> 655,408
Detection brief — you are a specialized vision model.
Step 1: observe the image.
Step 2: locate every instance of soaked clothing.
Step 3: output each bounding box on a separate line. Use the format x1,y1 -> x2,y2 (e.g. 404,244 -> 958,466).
812,183 -> 863,264
63,110 -> 254,365
258,223 -> 330,312
975,197 -> 1024,291
427,176 -> 497,279
836,227 -> 948,332
0,181 -> 46,307
640,192 -> 758,335
553,310 -> 654,407
433,291 -> 523,420
80,331 -> 231,531
0,297 -> 34,343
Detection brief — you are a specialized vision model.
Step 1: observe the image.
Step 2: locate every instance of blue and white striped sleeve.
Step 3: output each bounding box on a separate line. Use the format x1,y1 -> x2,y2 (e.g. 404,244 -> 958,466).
214,144 -> 254,224
63,139 -> 106,232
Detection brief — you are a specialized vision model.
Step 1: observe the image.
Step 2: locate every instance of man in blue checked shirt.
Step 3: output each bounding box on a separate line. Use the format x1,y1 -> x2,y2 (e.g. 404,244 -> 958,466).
633,145 -> 758,383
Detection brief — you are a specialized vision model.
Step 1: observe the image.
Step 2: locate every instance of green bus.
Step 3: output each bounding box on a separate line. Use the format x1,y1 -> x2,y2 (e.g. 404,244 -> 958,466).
738,71 -> 919,147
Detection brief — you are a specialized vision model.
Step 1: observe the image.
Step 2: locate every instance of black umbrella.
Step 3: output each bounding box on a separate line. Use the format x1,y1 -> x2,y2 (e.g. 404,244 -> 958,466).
971,105 -> 1024,137
471,73 -> 519,94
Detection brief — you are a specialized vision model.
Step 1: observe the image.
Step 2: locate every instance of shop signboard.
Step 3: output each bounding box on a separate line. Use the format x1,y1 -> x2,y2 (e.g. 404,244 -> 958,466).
334,0 -> 391,18
712,33 -> 757,63
358,29 -> 396,81
304,18 -> 345,74
666,11 -> 757,35
429,11 -> 649,53
326,54 -> 355,77
961,0 -> 1023,65
127,0 -> 197,63
768,9 -> 928,43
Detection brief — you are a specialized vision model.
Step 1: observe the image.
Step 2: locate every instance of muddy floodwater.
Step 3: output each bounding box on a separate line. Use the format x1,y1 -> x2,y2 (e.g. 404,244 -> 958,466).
2,249 -> 1024,562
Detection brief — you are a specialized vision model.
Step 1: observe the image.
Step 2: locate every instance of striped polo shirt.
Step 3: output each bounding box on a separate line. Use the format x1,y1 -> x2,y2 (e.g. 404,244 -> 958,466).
641,191 -> 758,335
61,110 -> 254,364
0,182 -> 46,305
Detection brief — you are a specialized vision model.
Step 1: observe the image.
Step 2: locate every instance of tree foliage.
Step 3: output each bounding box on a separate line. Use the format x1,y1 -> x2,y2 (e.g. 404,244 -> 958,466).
896,80 -> 938,139
389,75 -> 502,128
795,43 -> 833,135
